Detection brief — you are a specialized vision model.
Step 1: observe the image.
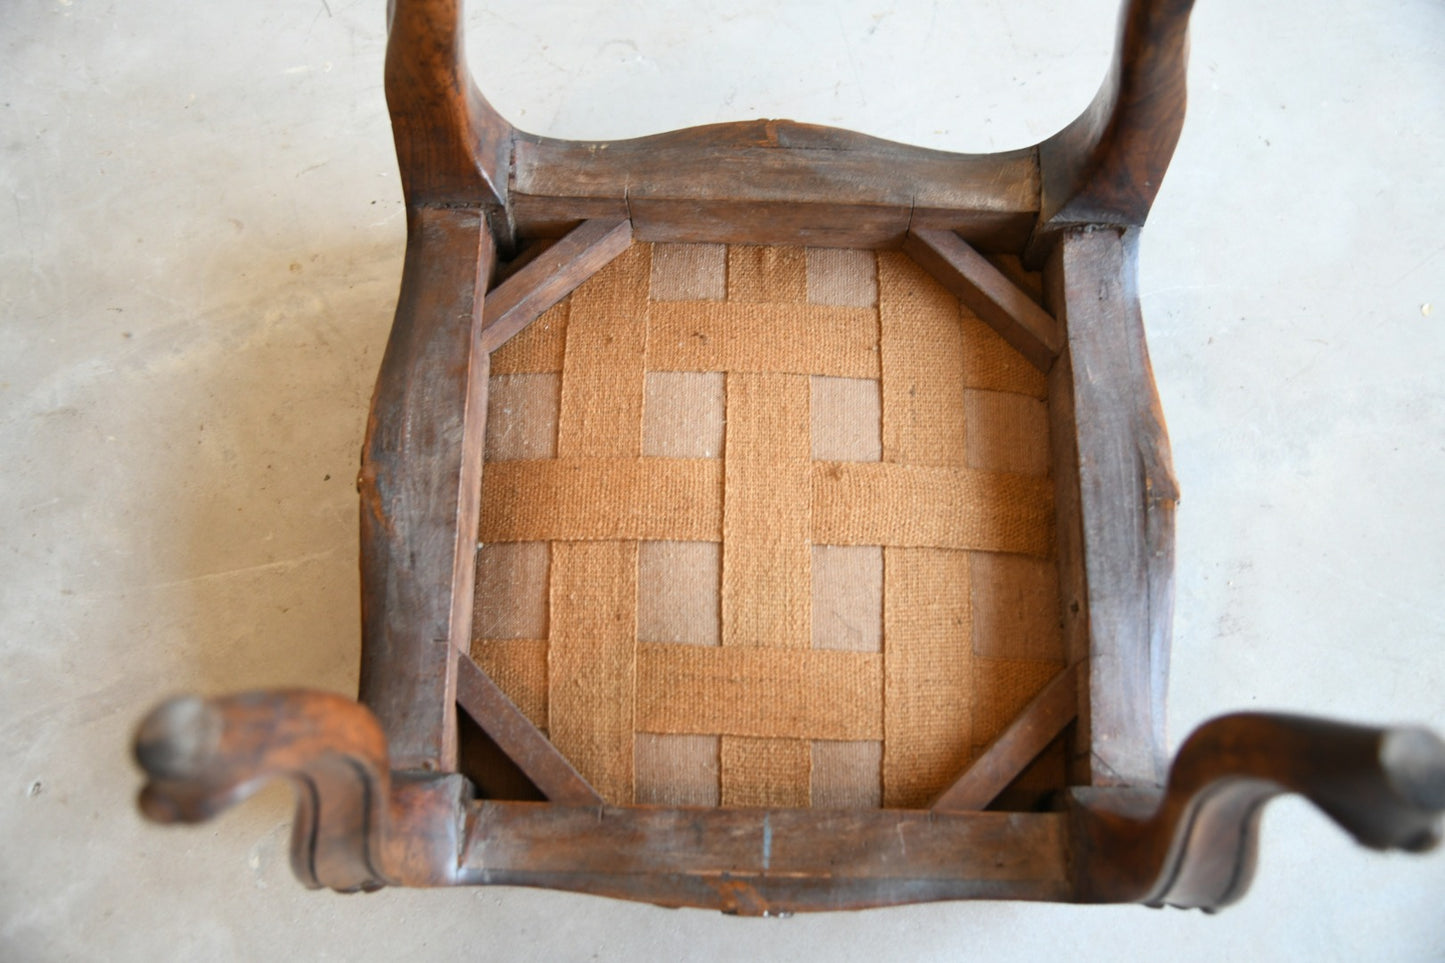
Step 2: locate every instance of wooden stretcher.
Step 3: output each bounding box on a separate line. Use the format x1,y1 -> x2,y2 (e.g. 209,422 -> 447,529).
133,0 -> 1445,913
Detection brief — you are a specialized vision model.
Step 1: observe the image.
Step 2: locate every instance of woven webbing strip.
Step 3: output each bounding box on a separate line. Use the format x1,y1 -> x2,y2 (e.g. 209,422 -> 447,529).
481,459 -> 1050,554
471,638 -> 547,729
470,241 -> 1064,809
883,547 -> 972,808
728,244 -> 807,302
722,737 -> 811,808
543,247 -> 653,803
961,313 -> 1047,398
722,372 -> 812,649
718,287 -> 816,802
556,244 -> 650,457
636,643 -> 882,740
480,458 -> 723,543
647,302 -> 879,378
548,540 -> 636,803
491,300 -> 567,375
971,656 -> 1064,747
812,462 -> 1055,556
878,251 -> 967,467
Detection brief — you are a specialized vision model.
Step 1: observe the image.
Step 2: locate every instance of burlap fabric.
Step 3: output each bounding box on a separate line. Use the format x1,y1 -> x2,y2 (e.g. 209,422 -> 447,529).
471,242 -> 1064,808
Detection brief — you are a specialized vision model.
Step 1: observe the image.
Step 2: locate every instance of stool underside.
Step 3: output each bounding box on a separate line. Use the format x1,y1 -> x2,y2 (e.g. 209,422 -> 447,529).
469,241 -> 1070,810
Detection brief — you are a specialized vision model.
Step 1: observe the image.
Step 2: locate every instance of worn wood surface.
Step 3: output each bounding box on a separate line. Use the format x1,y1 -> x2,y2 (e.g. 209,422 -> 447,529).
358,206 -> 494,771
455,654 -> 602,805
1036,0 -> 1195,235
1043,342 -> 1095,787
135,691 -> 394,892
510,121 -> 1040,249
461,804 -> 1070,913
932,663 -> 1079,812
1046,226 -> 1177,788
903,228 -> 1062,371
135,690 -> 471,890
984,252 -> 1045,306
480,219 -> 632,353
385,0 -> 514,223
1073,713 -> 1445,910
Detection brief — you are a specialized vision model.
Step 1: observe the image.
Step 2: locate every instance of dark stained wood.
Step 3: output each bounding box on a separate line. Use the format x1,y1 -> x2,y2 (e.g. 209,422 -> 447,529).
135,691 -> 393,892
384,772 -> 470,886
903,228 -> 1062,371
1044,342 -> 1095,787
490,236 -> 557,288
626,198 -> 915,249
385,0 -> 514,222
480,219 -> 632,353
1035,0 -> 1195,235
509,121 -> 1040,249
909,207 -> 1039,253
135,691 -> 471,890
460,804 -> 1070,913
457,708 -> 549,802
1073,714 -> 1445,910
1046,226 -> 1177,788
932,663 -> 1080,812
455,654 -> 603,805
984,252 -> 1045,306
358,206 -> 494,771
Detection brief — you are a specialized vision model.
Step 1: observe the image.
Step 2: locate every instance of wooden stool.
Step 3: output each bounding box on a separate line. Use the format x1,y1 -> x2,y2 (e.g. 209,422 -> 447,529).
134,0 -> 1445,912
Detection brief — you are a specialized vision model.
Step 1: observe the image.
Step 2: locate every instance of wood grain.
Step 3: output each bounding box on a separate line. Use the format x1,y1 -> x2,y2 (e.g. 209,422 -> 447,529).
480,219 -> 632,353
903,228 -> 1062,372
455,653 -> 602,805
1073,713 -> 1445,909
509,120 -> 1040,249
461,804 -> 1069,913
136,690 -> 391,892
1036,0 -> 1195,234
385,0 -> 514,222
358,206 -> 494,771
932,663 -> 1079,812
1046,226 -> 1177,788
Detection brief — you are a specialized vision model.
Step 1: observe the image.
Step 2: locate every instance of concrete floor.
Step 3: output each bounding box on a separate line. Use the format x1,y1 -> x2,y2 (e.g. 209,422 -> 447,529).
3,0 -> 1442,959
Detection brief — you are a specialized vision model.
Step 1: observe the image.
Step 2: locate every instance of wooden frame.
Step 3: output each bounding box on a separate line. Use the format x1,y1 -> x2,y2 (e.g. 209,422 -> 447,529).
134,0 -> 1445,913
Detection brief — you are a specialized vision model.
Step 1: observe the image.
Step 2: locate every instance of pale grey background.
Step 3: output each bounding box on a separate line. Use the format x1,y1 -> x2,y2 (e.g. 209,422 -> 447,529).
2,0 -> 1443,959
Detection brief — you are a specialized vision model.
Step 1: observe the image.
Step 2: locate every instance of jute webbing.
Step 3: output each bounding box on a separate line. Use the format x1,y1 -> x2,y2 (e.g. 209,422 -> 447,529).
719,364 -> 815,802
883,546 -> 972,808
728,244 -> 807,303
971,656 -> 1064,747
472,637 -> 547,728
722,737 -> 811,808
472,640 -> 883,742
543,247 -> 652,803
491,300 -> 567,374
812,462 -> 1055,556
636,644 -> 882,741
722,372 -> 812,650
470,241 -> 1064,809
647,302 -> 879,378
547,540 -> 637,803
962,314 -> 1047,398
556,243 -> 649,457
479,458 -> 1050,552
480,457 -> 723,543
878,251 -> 968,467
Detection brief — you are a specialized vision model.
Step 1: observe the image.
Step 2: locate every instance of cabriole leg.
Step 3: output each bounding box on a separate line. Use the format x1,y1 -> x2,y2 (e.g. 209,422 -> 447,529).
135,690 -> 466,892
